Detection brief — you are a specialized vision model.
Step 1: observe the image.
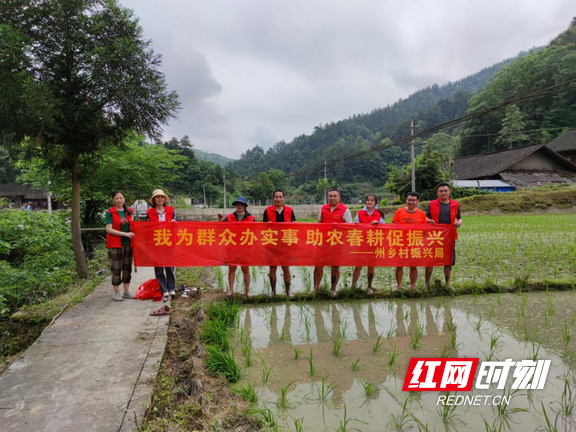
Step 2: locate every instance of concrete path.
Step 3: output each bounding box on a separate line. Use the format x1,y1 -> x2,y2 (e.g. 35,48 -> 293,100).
0,267 -> 169,432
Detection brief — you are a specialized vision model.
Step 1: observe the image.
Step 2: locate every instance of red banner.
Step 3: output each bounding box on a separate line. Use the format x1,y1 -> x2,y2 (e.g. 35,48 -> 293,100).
132,222 -> 454,267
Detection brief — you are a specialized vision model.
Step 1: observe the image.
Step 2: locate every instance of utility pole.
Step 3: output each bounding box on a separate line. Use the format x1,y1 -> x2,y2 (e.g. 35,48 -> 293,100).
323,160 -> 327,205
411,117 -> 416,192
203,184 -> 206,207
223,172 -> 227,211
47,180 -> 52,214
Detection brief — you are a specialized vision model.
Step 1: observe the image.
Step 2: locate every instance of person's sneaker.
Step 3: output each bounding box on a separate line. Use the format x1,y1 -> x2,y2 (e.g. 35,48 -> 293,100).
123,291 -> 135,299
163,293 -> 170,302
182,289 -> 190,299
169,290 -> 176,296
113,293 -> 123,302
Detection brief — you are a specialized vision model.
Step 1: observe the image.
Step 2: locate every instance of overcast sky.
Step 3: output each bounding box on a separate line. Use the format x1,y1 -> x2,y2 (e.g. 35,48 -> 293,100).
120,0 -> 574,159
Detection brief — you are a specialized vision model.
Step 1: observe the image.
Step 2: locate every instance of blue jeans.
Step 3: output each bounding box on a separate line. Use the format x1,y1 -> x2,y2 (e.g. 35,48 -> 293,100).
154,267 -> 176,294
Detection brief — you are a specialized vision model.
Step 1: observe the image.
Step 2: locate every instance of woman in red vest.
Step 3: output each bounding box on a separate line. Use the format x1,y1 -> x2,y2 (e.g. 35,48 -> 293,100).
218,196 -> 254,297
352,194 -> 385,294
104,190 -> 135,302
147,189 -> 177,302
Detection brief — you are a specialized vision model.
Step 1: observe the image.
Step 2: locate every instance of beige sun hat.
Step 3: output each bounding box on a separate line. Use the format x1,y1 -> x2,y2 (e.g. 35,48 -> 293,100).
149,189 -> 170,204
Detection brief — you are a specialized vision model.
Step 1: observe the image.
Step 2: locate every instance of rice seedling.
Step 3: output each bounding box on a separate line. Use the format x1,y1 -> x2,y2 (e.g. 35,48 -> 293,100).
386,321 -> 397,339
242,337 -> 253,367
495,388 -> 527,418
201,319 -> 230,351
249,407 -> 278,429
555,378 -> 576,417
387,340 -> 399,368
251,266 -> 257,280
259,356 -> 273,385
293,346 -> 303,360
279,324 -> 287,341
351,357 -> 360,371
205,345 -> 241,383
333,337 -> 344,357
308,348 -> 317,376
233,382 -> 258,404
531,341 -> 541,361
474,316 -> 484,331
497,292 -> 502,306
483,417 -> 504,432
336,404 -> 367,432
207,301 -> 240,327
446,316 -> 457,333
410,320 -> 425,349
278,380 -> 296,409
316,376 -> 336,402
546,296 -> 556,319
372,332 -> 384,353
539,401 -> 560,432
440,345 -> 455,358
294,417 -> 304,432
437,392 -> 463,425
449,331 -> 458,349
387,398 -> 412,431
489,306 -> 496,317
358,378 -> 377,398
562,321 -> 574,360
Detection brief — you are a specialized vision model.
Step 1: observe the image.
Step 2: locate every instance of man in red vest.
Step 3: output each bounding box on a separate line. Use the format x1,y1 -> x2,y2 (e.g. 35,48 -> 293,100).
425,183 -> 462,289
313,188 -> 352,296
263,189 -> 296,298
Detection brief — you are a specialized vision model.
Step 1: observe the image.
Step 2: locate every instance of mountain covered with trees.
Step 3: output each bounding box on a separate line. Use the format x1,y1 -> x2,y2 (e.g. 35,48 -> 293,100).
226,20 -> 576,202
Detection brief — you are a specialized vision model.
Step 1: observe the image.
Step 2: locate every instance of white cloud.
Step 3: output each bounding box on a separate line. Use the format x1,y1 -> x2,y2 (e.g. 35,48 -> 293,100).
121,0 -> 575,158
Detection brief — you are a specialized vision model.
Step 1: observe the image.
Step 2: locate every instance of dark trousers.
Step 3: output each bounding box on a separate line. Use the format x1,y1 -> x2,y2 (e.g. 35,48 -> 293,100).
155,267 -> 176,294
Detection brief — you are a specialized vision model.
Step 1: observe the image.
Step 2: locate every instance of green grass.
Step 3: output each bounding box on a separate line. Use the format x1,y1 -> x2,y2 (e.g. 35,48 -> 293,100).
205,345 -> 241,383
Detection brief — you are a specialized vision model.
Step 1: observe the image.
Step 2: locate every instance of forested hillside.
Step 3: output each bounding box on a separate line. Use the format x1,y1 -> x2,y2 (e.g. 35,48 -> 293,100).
229,56 -> 520,182
460,19 -> 576,155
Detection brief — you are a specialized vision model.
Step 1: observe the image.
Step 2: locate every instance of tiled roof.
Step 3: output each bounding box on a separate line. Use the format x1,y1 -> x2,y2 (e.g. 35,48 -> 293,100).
547,129 -> 576,153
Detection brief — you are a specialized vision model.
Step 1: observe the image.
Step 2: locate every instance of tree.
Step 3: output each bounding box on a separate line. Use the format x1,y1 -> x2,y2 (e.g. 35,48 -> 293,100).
386,145 -> 449,200
17,136 -> 185,226
495,104 -> 529,149
0,0 -> 179,278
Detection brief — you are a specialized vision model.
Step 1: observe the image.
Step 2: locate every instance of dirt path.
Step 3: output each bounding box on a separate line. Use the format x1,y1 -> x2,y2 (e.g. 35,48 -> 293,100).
0,267 -> 169,432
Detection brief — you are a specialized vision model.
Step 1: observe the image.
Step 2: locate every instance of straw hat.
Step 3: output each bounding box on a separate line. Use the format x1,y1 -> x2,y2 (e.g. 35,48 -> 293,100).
149,189 -> 170,204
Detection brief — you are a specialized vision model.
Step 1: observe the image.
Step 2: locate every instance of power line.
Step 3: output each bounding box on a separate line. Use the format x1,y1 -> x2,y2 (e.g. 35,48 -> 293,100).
287,77 -> 576,179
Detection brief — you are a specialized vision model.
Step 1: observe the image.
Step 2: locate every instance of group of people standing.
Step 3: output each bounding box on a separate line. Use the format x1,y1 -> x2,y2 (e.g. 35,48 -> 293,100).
104,189 -> 177,302
104,183 -> 462,301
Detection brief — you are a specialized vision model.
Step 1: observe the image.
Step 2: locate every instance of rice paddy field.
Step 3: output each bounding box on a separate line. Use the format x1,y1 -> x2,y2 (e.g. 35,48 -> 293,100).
217,214 -> 576,294
207,214 -> 576,430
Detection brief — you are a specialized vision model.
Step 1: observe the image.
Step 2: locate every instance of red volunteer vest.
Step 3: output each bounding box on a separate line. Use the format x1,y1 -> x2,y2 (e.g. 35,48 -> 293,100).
320,202 -> 348,223
265,205 -> 293,222
429,198 -> 460,239
147,205 -> 174,222
227,212 -> 255,222
357,208 -> 384,224
106,206 -> 133,248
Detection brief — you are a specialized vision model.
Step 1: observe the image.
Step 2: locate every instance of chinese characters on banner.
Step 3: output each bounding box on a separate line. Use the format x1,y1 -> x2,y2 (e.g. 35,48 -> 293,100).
132,222 -> 455,267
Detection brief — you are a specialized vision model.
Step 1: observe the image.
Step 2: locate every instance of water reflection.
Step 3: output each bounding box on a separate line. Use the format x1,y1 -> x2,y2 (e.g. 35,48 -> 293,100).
233,292 -> 576,432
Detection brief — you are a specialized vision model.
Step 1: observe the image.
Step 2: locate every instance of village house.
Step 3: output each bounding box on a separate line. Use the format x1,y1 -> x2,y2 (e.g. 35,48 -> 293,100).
452,143 -> 576,189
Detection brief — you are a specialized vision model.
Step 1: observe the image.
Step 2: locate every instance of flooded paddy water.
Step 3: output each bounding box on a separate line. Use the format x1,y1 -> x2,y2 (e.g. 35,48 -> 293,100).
232,292 -> 576,431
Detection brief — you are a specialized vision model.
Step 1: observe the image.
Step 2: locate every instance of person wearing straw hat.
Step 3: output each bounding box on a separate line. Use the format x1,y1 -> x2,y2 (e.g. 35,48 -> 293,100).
218,196 -> 254,297
146,189 -> 177,301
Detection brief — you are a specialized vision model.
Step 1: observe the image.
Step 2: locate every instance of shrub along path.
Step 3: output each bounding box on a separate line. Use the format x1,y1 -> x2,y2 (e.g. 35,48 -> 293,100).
0,267 -> 169,432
